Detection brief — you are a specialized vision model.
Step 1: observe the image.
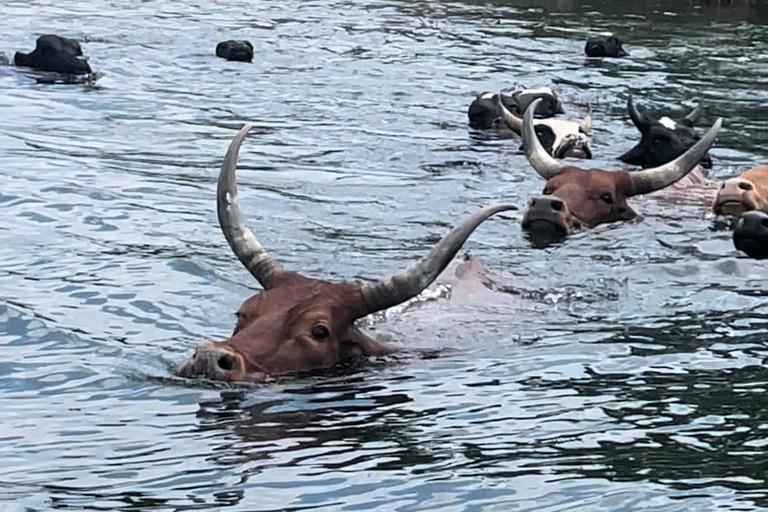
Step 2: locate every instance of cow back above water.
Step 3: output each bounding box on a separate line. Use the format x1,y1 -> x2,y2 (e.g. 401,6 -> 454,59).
177,126 -> 517,382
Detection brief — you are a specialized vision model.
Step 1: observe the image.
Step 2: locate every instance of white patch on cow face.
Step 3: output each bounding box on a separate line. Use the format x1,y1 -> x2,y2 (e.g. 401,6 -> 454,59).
480,92 -> 494,99
539,119 -> 582,154
659,117 -> 677,129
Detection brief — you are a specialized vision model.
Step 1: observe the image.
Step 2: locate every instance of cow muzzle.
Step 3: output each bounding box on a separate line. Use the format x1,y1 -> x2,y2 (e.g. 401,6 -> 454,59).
178,343 -> 247,382
522,195 -> 573,246
714,178 -> 760,216
733,210 -> 768,259
554,133 -> 592,159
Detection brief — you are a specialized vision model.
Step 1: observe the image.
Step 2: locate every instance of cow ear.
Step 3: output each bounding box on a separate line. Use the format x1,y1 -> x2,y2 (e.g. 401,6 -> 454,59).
343,327 -> 394,358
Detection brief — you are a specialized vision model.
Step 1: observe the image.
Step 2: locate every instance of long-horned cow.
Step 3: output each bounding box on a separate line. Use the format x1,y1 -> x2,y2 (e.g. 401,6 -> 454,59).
178,125 -> 517,382
520,99 -> 722,241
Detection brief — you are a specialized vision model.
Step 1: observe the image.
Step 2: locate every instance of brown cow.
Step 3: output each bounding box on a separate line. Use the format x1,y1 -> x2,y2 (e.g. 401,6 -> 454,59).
712,165 -> 768,216
520,99 -> 722,240
178,125 -> 517,383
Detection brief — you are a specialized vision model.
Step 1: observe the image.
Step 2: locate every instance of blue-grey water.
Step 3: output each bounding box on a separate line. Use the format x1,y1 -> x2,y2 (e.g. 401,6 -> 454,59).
1,1 -> 768,510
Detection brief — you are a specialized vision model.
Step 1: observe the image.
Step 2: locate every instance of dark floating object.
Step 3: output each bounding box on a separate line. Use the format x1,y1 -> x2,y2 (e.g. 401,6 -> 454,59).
585,35 -> 628,58
15,34 -> 91,74
733,209 -> 768,259
216,40 -> 254,62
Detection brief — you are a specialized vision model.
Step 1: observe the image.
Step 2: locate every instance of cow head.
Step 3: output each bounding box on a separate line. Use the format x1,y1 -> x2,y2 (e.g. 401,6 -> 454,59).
619,96 -> 711,169
496,96 -> 592,159
713,166 -> 768,217
467,88 -> 563,130
520,99 -> 722,243
733,208 -> 768,259
178,125 -> 516,382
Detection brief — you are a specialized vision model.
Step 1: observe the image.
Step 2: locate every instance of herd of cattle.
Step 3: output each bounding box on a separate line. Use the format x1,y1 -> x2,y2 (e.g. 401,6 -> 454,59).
6,34 -> 767,384
469,87 -> 767,255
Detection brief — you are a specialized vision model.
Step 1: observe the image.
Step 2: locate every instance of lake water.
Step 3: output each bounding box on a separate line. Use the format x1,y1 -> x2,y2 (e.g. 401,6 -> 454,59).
1,0 -> 768,510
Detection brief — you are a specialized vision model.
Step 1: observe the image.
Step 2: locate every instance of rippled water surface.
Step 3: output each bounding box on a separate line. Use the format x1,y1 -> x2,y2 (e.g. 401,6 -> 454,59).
2,0 -> 768,510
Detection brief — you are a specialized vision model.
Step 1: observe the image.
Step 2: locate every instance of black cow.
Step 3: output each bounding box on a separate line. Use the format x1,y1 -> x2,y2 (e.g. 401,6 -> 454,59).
468,87 -> 564,130
619,96 -> 712,169
216,40 -> 254,62
733,208 -> 768,259
585,35 -> 628,58
14,35 -> 91,75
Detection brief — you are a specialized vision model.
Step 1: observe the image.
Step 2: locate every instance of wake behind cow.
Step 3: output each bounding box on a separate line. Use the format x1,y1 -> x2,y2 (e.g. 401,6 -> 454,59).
178,125 -> 517,383
519,99 -> 722,244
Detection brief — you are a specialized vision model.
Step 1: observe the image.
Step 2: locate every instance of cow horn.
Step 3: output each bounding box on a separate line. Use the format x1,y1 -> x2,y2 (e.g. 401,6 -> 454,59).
359,203 -> 518,316
496,94 -> 522,134
685,99 -> 703,124
627,95 -> 648,130
522,98 -> 566,180
218,124 -> 284,289
628,117 -> 722,196
579,105 -> 592,133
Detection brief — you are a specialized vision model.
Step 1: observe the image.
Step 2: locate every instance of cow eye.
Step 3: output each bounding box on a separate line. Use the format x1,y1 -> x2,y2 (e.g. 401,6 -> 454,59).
601,194 -> 614,204
311,325 -> 330,341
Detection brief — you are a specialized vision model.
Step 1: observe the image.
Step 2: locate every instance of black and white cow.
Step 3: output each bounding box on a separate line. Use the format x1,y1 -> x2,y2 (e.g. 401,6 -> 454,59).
467,87 -> 564,130
733,207 -> 768,259
496,95 -> 592,159
619,96 -> 711,169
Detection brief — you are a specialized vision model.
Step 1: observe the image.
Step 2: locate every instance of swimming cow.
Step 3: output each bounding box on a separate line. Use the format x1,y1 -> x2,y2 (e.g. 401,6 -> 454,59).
496,95 -> 592,159
178,125 -> 517,382
619,96 -> 711,169
712,165 -> 768,217
467,87 -> 564,130
14,34 -> 91,75
585,35 -> 628,58
733,207 -> 768,259
520,99 -> 722,241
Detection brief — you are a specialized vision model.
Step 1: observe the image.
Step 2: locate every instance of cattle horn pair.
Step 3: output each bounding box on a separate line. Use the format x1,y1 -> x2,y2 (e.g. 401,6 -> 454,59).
627,95 -> 703,129
219,124 -> 517,317
523,99 -> 722,194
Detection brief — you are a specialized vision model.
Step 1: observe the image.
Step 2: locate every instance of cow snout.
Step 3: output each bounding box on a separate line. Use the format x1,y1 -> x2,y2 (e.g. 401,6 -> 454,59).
714,178 -> 756,216
733,210 -> 768,259
178,343 -> 246,381
522,195 -> 571,247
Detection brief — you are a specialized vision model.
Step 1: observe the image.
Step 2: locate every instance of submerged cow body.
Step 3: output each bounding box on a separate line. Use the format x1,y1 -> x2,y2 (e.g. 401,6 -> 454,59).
178,125 -> 517,382
733,207 -> 768,259
519,99 -> 722,244
713,165 -> 768,217
467,87 -> 563,130
496,96 -> 592,159
585,35 -> 628,58
620,96 -> 711,169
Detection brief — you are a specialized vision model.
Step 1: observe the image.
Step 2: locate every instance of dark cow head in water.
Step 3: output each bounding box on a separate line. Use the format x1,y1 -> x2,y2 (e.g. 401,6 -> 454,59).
14,34 -> 91,75
733,207 -> 768,259
619,96 -> 712,169
178,125 -> 516,382
713,165 -> 768,217
496,95 -> 592,159
520,99 -> 722,244
467,87 -> 564,130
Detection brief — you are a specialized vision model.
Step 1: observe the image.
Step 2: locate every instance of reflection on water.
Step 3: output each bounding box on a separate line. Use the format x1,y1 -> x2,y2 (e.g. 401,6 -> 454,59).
1,0 -> 768,510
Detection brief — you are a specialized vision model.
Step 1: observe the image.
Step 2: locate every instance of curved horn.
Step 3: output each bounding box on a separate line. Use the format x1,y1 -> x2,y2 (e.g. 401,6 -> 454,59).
627,95 -> 646,130
522,98 -> 566,180
579,104 -> 592,133
628,117 -> 723,196
684,98 -> 703,124
496,94 -> 522,134
218,124 -> 284,289
359,203 -> 518,316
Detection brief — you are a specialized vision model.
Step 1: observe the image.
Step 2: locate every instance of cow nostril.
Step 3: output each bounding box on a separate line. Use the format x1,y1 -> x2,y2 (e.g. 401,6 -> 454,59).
551,200 -> 564,212
531,199 -> 537,207
217,355 -> 234,371
739,182 -> 753,191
